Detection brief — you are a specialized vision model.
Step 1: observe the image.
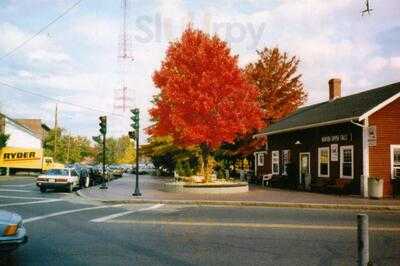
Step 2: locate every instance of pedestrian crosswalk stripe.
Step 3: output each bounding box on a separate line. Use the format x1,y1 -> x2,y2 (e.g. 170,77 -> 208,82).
0,199 -> 62,207
0,195 -> 48,200
90,204 -> 165,223
0,189 -> 32,193
24,204 -> 123,223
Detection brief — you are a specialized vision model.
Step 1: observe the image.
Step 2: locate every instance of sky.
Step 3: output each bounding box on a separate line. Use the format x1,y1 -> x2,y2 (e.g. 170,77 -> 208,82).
0,0 -> 399,143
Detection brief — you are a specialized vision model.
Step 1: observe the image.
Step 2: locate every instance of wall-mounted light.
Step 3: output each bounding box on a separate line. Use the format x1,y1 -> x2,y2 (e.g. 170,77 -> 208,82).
295,140 -> 302,145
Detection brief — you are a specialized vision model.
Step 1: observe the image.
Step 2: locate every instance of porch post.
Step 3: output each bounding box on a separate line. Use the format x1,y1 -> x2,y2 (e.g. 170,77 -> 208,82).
362,118 -> 369,198
253,152 -> 257,177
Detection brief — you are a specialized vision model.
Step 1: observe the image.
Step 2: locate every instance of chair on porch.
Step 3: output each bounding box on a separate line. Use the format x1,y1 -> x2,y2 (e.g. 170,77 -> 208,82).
262,174 -> 273,187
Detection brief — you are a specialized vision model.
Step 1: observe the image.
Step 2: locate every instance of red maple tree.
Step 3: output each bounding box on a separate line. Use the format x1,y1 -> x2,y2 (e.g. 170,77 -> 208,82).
148,27 -> 264,179
245,47 -> 307,125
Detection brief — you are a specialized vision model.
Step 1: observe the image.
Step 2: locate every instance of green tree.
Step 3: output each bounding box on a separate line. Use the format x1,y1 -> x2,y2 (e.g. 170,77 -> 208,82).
141,136 -> 199,176
93,135 -> 135,165
0,133 -> 9,148
44,128 -> 94,163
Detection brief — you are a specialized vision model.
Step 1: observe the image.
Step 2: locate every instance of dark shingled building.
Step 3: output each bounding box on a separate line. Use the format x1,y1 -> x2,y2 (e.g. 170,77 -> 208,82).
254,79 -> 400,197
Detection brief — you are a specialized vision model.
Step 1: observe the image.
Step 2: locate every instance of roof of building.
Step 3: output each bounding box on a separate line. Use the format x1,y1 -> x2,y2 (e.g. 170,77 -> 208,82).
0,114 -> 42,139
261,81 -> 400,136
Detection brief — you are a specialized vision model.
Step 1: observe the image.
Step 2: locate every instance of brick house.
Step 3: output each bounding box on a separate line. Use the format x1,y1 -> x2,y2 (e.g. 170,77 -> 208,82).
253,79 -> 400,197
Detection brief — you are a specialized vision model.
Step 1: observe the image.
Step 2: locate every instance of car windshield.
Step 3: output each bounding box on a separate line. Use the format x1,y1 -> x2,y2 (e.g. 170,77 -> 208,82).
46,169 -> 68,176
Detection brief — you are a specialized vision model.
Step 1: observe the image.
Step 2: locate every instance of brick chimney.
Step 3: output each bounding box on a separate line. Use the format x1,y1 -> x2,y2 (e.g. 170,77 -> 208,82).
329,78 -> 341,101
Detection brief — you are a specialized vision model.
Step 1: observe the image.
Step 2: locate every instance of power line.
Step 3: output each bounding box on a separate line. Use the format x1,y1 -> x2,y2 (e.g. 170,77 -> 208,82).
0,0 -> 85,62
0,80 -> 123,117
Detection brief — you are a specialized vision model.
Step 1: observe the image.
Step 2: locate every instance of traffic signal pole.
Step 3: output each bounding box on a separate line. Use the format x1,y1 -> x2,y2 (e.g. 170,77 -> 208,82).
130,108 -> 141,196
99,116 -> 107,190
133,129 -> 141,196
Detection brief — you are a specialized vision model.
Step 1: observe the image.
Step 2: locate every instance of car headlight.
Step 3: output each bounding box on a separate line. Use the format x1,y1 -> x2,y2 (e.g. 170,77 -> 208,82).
4,224 -> 18,236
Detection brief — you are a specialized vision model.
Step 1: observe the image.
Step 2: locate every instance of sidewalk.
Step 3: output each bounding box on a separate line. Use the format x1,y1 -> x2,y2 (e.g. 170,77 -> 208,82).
77,175 -> 400,211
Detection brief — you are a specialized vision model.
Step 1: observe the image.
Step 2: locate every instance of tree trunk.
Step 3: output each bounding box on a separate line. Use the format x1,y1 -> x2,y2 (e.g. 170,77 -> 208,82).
200,144 -> 210,182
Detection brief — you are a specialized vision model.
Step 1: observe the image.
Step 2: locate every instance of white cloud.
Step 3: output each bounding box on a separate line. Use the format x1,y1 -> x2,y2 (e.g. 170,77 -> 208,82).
390,56 -> 400,69
366,56 -> 388,72
0,22 -> 71,65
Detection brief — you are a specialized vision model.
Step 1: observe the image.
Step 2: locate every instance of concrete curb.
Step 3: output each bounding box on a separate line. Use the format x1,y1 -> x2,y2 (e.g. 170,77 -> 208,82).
76,189 -> 400,211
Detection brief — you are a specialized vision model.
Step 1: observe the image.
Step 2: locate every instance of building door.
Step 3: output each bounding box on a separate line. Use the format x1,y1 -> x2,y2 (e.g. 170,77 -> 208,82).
299,153 -> 310,188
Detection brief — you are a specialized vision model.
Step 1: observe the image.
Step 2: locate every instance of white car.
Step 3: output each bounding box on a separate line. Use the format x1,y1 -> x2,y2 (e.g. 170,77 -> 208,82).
36,168 -> 80,193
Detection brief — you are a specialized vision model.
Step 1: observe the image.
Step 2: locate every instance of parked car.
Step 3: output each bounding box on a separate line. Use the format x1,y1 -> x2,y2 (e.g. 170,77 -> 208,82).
0,210 -> 28,253
36,168 -> 80,193
65,164 -> 91,188
111,168 -> 124,178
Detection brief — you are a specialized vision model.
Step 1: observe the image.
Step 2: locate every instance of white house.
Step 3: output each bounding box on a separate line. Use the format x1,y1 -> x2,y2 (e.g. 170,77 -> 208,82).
1,114 -> 42,149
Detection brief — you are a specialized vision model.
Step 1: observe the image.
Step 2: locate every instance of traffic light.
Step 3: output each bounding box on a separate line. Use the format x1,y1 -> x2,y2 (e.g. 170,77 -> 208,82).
128,131 -> 135,140
99,116 -> 107,135
92,135 -> 101,144
130,108 -> 139,130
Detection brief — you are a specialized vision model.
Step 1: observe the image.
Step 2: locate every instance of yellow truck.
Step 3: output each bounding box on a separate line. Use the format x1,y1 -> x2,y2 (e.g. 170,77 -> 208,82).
0,147 -> 64,174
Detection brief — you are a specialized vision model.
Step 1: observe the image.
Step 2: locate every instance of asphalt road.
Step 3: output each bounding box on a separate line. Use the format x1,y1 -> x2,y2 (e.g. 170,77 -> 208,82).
0,176 -> 399,266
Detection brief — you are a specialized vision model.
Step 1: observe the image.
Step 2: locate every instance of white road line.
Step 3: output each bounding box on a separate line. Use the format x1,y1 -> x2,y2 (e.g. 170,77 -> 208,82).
24,204 -> 123,223
0,184 -> 33,187
0,199 -> 62,207
0,195 -> 48,200
0,189 -> 32,193
90,204 -> 165,223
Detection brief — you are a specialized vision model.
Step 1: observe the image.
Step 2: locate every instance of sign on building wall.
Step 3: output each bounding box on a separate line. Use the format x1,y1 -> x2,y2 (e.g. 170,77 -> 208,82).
368,125 -> 377,146
330,144 -> 338,161
321,134 -> 350,143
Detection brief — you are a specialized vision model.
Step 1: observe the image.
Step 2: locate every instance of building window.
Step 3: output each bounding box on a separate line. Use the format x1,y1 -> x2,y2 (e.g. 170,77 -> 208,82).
257,153 -> 264,166
318,147 -> 330,177
340,145 -> 354,179
283,150 -> 290,175
391,145 -> 400,179
272,151 -> 279,174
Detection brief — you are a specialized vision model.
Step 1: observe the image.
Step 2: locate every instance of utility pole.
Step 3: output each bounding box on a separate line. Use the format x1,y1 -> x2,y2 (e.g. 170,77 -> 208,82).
66,130 -> 71,164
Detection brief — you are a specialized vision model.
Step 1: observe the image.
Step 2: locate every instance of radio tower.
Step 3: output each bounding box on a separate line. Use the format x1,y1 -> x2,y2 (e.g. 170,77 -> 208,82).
114,0 -> 134,113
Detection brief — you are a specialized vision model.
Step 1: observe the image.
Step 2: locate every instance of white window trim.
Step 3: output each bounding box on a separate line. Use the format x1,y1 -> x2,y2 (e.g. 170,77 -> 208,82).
299,152 -> 310,184
390,145 -> 400,179
257,153 -> 264,166
340,145 -> 354,179
271,150 -> 279,175
318,147 -> 330,178
282,150 -> 290,175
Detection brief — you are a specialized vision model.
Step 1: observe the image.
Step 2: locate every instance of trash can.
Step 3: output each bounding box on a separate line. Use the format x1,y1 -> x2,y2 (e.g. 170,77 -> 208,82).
368,177 -> 383,199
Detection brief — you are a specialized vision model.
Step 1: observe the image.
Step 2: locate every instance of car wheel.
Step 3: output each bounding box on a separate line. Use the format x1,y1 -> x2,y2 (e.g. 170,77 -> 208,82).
40,186 -> 47,193
84,176 -> 90,188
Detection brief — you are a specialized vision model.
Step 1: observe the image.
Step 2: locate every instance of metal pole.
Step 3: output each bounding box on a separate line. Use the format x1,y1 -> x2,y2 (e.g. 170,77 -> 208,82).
357,214 -> 369,266
100,132 -> 107,189
132,129 -> 141,196
66,132 -> 71,164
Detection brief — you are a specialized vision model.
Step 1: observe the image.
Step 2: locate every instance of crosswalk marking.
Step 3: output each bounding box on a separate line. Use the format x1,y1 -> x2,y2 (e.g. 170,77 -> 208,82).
0,189 -> 32,193
24,204 -> 123,223
90,204 -> 165,223
0,184 -> 33,188
0,195 -> 48,200
0,199 -> 62,207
